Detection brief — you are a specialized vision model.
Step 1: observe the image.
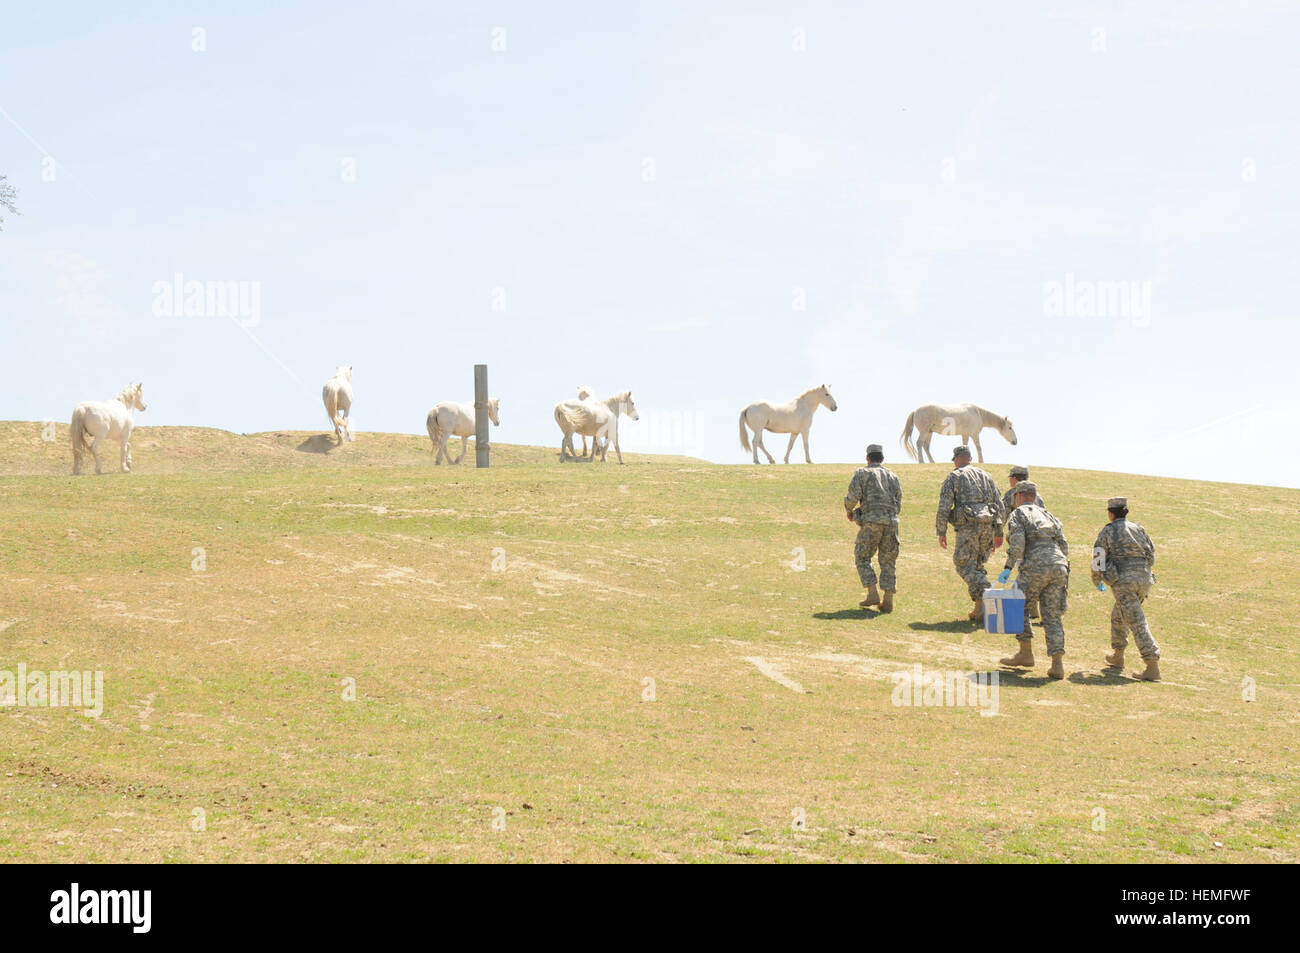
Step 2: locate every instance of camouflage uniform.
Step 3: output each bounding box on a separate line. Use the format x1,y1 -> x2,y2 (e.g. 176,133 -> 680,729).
936,463 -> 1004,600
1004,483 -> 1045,617
1002,486 -> 1044,517
1092,518 -> 1160,660
1003,502 -> 1069,655
845,463 -> 902,590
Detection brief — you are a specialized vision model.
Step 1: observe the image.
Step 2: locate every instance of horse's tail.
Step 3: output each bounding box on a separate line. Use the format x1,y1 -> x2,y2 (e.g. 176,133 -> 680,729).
323,387 -> 342,431
70,405 -> 88,468
738,409 -> 751,452
426,411 -> 440,450
900,410 -> 918,462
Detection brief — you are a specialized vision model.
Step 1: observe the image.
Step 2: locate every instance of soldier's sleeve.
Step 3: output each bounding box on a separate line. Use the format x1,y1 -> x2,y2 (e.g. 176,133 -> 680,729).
844,471 -> 863,515
1005,511 -> 1026,568
936,473 -> 954,535
987,474 -> 1005,533
1055,517 -> 1069,558
1143,527 -> 1156,567
1090,525 -> 1109,586
891,472 -> 902,513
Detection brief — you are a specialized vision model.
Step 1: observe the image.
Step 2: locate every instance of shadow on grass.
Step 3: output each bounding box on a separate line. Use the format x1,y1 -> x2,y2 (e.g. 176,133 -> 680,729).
993,668 -> 1056,687
1068,669 -> 1133,686
813,608 -> 879,621
296,434 -> 340,454
908,620 -> 977,633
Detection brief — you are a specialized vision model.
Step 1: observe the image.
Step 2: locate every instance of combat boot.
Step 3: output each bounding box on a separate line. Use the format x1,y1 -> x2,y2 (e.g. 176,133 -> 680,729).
1047,653 -> 1065,680
968,598 -> 984,621
1104,648 -> 1125,668
1000,640 -> 1034,667
1133,657 -> 1161,682
859,584 -> 880,608
879,590 -> 894,613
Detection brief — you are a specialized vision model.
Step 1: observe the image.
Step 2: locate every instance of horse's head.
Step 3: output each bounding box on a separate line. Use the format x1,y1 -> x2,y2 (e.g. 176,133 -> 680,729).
336,365 -> 353,381
619,391 -> 640,421
820,384 -> 838,412
577,385 -> 594,401
488,398 -> 501,426
1001,417 -> 1018,445
120,382 -> 147,411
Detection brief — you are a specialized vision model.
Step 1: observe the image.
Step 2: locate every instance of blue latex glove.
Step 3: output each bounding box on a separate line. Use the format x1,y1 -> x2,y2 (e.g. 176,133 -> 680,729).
997,569 -> 1011,584
1097,582 -> 1107,592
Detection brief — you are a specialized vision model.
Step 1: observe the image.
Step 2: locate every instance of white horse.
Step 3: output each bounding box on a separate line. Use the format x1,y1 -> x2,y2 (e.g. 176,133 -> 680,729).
426,398 -> 500,464
555,391 -> 639,464
576,385 -> 599,456
322,366 -> 354,444
900,402 -> 1018,463
739,385 -> 838,464
70,382 -> 148,475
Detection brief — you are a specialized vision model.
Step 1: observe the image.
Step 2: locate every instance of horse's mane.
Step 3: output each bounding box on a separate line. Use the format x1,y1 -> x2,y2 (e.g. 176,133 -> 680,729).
115,383 -> 137,403
974,404 -> 1005,426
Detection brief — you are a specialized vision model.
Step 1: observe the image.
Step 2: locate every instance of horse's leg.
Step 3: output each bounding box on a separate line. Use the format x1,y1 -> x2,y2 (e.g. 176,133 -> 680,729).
614,435 -> 623,464
783,433 -> 797,464
455,435 -> 469,464
918,432 -> 930,463
802,429 -> 812,464
749,424 -> 760,464
971,432 -> 984,463
90,433 -> 105,475
757,430 -> 775,464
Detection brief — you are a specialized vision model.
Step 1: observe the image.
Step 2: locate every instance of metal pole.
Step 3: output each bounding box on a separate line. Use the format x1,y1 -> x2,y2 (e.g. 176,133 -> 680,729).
474,364 -> 489,468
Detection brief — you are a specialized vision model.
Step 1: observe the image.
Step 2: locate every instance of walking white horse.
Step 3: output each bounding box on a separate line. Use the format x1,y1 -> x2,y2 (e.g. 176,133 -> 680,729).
900,402 -> 1018,463
554,391 -> 639,464
575,385 -> 599,456
322,366 -> 354,444
426,398 -> 500,464
70,382 -> 148,475
739,385 -> 838,464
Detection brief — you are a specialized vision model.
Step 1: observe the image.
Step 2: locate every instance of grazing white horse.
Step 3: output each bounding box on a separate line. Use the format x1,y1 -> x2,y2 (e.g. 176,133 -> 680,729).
70,382 -> 148,475
426,398 -> 501,464
900,402 -> 1018,463
554,391 -> 640,464
739,384 -> 838,464
322,366 -> 354,444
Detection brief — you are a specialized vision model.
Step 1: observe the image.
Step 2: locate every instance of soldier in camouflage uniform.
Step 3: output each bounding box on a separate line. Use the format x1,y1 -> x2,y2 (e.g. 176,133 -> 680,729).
995,482 -> 1070,679
1002,465 -> 1044,520
1092,497 -> 1161,682
844,443 -> 902,612
936,446 -> 1004,620
1003,465 -> 1045,620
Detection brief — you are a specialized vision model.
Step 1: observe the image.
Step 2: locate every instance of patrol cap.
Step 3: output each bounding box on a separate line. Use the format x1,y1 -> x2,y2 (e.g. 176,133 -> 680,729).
866,443 -> 883,454
1009,465 -> 1029,479
952,445 -> 971,459
1107,497 -> 1128,509
1013,481 -> 1038,498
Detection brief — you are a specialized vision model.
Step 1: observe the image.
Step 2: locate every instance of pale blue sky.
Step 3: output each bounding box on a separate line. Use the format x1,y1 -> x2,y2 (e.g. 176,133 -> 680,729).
3,1 -> 1297,486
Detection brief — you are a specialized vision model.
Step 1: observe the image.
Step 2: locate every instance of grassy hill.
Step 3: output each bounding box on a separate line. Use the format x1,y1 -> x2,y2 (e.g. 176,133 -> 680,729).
1,422 -> 1297,862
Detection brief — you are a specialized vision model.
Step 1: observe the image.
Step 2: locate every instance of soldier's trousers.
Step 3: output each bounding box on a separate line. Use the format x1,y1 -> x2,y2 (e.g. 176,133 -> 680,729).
1015,568 -> 1068,656
855,521 -> 899,591
1110,578 -> 1160,659
952,522 -> 997,601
